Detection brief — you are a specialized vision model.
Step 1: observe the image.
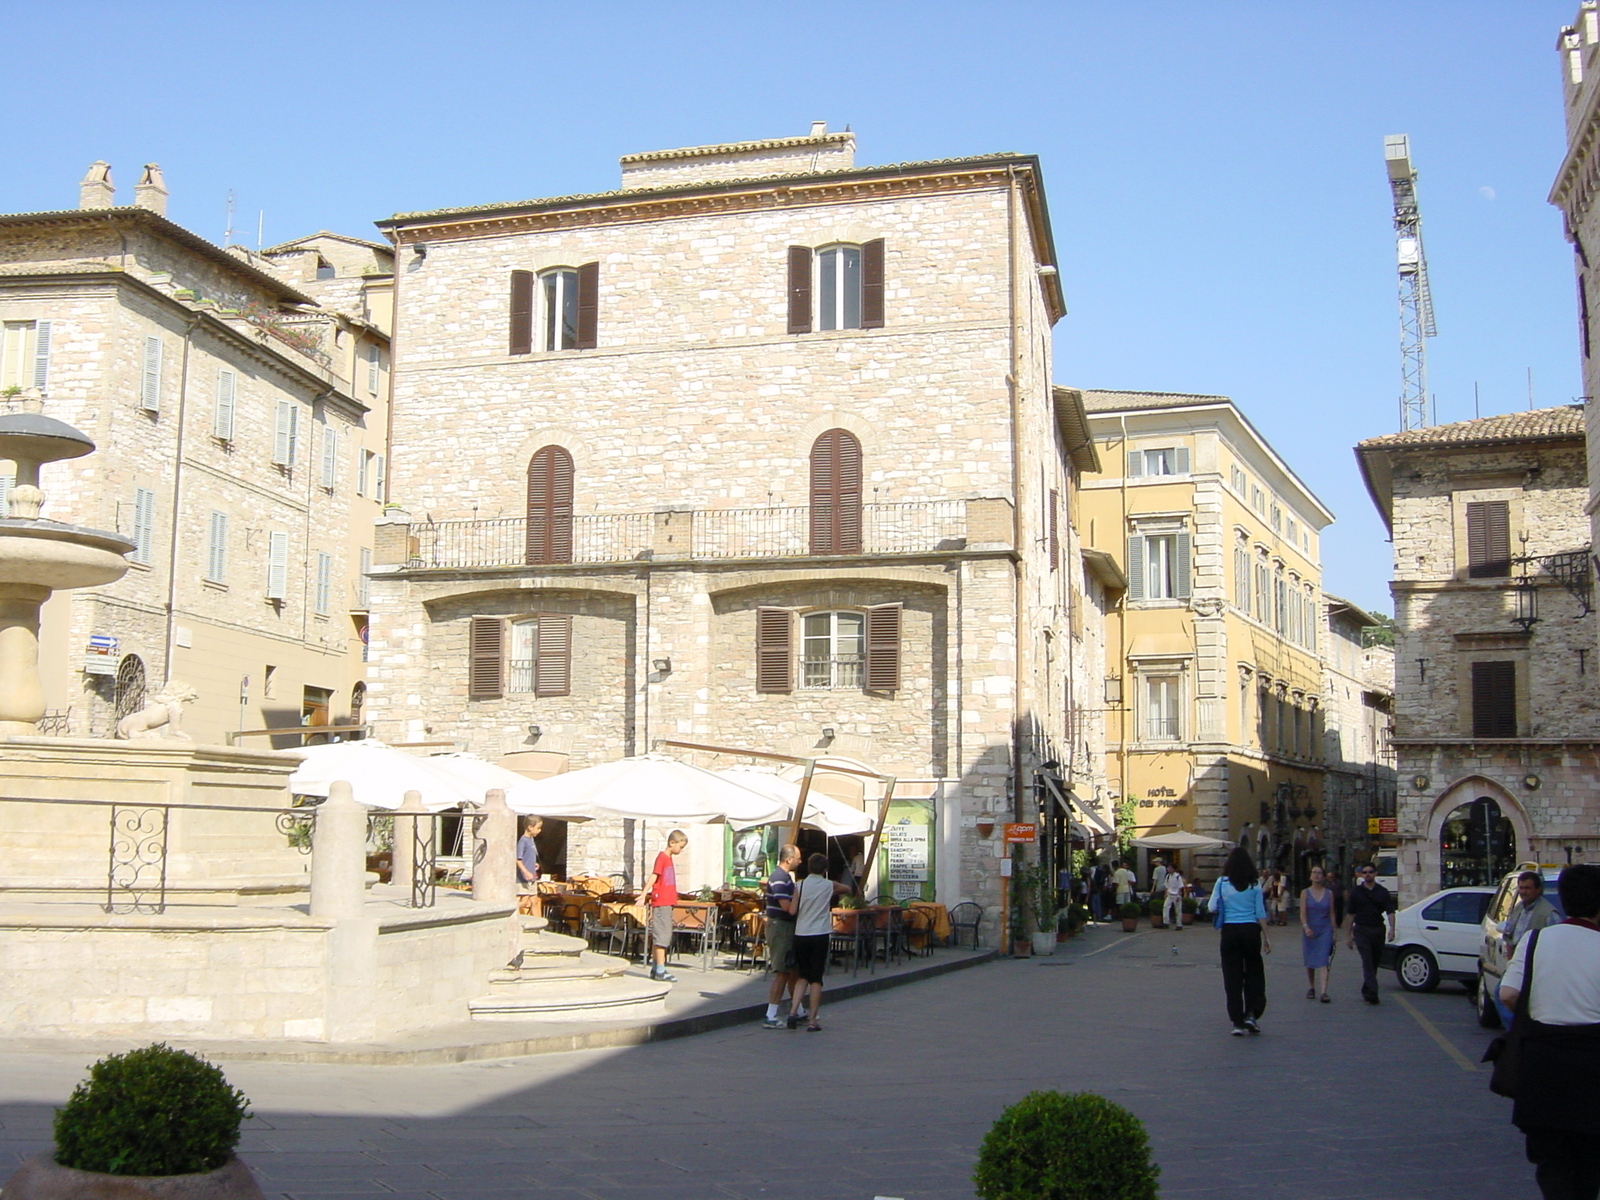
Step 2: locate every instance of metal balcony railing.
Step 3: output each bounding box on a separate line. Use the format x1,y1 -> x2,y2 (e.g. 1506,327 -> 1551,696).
406,500 -> 971,569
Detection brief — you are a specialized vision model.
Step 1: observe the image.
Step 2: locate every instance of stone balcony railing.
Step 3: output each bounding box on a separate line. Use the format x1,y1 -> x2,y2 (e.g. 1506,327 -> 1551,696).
383,498 -> 1013,570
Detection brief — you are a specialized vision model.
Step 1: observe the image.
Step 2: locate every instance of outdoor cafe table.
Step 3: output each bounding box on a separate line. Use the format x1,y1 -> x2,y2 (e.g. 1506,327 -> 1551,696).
908,901 -> 951,944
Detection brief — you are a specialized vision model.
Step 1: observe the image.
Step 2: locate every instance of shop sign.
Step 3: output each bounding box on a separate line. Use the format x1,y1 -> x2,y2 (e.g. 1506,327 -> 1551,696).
892,881 -> 923,899
1002,822 -> 1037,844
1367,817 -> 1398,835
886,824 -> 930,881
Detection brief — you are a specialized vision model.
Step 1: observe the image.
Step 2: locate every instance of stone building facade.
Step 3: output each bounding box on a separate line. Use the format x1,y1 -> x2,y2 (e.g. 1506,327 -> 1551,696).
0,164 -> 391,744
366,128 -> 1113,930
1079,391 -> 1341,884
1319,596 -> 1396,878
1356,407 -> 1598,904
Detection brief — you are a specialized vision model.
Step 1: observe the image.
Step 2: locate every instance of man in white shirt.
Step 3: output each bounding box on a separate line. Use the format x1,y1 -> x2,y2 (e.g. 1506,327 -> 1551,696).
1162,866 -> 1186,930
1150,859 -> 1169,898
1111,860 -> 1136,909
1497,864 -> 1600,1199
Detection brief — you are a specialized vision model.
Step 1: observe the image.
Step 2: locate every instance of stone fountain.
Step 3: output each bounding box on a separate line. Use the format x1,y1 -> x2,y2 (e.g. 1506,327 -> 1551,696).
0,412 -> 134,733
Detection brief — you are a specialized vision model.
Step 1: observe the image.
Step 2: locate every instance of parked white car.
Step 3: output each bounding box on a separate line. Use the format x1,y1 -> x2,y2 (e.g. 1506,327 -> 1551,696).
1475,864 -> 1565,1029
1379,886 -> 1496,992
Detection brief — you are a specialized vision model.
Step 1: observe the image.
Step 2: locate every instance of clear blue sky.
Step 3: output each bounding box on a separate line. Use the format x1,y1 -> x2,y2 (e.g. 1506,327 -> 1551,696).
5,1 -> 1584,613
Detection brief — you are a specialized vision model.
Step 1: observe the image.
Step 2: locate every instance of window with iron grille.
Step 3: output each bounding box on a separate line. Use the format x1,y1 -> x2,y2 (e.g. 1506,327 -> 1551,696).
1144,674 -> 1181,741
801,611 -> 865,689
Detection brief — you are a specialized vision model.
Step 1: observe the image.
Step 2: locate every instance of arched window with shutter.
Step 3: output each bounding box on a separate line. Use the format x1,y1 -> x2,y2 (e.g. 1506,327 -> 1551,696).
809,429 -> 862,555
526,446 -> 574,565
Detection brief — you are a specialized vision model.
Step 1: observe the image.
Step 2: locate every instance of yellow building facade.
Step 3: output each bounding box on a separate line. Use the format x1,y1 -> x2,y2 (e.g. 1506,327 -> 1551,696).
1079,391 -> 1334,881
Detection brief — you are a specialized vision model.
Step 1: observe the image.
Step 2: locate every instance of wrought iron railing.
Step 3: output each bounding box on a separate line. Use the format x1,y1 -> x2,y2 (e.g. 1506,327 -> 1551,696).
411,512 -> 653,568
406,500 -> 969,569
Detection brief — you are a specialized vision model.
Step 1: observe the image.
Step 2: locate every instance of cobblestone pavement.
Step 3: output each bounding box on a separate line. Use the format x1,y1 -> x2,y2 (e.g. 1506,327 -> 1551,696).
0,923 -> 1530,1200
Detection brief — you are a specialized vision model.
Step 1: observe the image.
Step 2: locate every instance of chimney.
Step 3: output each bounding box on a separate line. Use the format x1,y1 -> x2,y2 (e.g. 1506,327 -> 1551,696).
78,162 -> 114,209
134,164 -> 168,216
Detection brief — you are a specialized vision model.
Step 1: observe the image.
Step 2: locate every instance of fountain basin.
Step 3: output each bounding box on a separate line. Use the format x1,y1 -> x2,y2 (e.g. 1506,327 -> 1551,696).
0,521 -> 135,589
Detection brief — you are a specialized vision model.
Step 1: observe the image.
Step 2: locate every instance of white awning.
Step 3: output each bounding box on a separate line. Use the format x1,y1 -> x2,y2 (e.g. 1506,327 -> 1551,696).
1040,773 -> 1115,839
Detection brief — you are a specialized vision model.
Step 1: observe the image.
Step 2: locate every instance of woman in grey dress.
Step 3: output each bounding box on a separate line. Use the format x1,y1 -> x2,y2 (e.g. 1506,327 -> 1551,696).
1301,864 -> 1335,1002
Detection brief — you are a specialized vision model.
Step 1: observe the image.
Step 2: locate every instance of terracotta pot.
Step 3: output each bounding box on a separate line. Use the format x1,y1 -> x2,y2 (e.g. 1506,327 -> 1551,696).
1120,918 -> 1138,932
1182,912 -> 1195,925
1150,915 -> 1165,929
1,1154 -> 265,1200
1056,927 -> 1070,942
1011,937 -> 1033,957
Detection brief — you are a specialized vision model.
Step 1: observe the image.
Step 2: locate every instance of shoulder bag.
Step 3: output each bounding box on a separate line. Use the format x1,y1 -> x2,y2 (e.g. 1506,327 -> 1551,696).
1482,928 -> 1540,1099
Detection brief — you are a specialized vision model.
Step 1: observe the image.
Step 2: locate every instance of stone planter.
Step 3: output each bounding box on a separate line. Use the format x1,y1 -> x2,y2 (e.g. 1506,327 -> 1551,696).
2,1154 -> 266,1200
1030,930 -> 1057,956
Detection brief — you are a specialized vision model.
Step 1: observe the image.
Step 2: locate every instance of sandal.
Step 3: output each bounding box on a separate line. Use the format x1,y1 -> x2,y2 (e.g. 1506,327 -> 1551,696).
1320,994 -> 1331,1003
806,1023 -> 822,1032
1306,988 -> 1315,1000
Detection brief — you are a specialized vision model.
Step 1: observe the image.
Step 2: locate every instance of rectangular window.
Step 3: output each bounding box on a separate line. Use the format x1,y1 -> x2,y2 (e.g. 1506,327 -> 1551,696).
356,449 -> 368,496
140,336 -> 163,412
213,369 -> 236,440
320,425 -> 338,489
1465,500 -> 1512,579
373,453 -> 386,503
505,615 -> 573,697
1230,465 -> 1247,494
266,530 -> 289,600
314,551 -> 332,614
801,610 -> 865,689
0,320 -> 49,390
130,488 -> 155,565
357,546 -> 371,609
1234,545 -> 1251,612
365,344 -> 380,394
817,245 -> 862,331
1270,503 -> 1282,533
272,401 -> 299,467
1251,486 -> 1266,514
1471,660 -> 1517,737
1145,675 -> 1181,741
1128,532 -> 1191,601
206,511 -> 228,582
1254,560 -> 1270,623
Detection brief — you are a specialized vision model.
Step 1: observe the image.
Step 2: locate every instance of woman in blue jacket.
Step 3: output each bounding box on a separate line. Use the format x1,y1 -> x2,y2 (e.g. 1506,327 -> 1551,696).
1213,847 -> 1273,1036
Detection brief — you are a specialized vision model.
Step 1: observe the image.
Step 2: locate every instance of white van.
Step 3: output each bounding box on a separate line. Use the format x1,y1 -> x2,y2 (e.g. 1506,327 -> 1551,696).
1373,850 -> 1399,899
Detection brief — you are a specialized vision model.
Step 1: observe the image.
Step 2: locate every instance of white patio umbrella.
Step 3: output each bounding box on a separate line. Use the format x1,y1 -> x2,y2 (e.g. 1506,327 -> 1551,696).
421,752 -> 553,803
502,754 -> 787,825
1130,831 -> 1233,851
716,766 -> 876,837
284,741 -> 485,812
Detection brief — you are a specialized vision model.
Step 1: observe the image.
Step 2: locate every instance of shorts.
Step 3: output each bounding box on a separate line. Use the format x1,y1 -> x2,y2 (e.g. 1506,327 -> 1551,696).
649,905 -> 674,950
793,933 -> 829,985
766,917 -> 797,974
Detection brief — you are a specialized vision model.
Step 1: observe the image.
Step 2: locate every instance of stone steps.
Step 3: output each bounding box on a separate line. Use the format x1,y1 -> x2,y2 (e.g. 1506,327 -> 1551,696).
468,973 -> 670,1022
486,950 -> 628,986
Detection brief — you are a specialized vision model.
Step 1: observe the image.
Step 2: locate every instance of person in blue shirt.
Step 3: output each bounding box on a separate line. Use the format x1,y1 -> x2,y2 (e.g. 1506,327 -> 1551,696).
1212,846 -> 1273,1036
516,817 -> 543,891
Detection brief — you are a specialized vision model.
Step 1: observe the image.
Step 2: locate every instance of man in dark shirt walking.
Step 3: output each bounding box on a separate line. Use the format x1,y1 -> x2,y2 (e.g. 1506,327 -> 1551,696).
1346,862 -> 1397,1004
762,844 -> 803,1029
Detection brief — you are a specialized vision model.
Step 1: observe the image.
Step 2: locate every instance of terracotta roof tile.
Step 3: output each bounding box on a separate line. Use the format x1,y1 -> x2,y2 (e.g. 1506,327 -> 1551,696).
1356,406 -> 1584,450
1079,389 -> 1232,412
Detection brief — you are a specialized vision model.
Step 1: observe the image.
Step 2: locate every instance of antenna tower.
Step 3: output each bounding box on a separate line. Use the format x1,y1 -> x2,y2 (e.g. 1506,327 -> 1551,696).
1385,135 -> 1437,431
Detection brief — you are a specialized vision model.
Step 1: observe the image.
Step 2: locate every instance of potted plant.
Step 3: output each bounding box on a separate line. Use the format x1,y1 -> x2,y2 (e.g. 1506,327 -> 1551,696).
1117,901 -> 1141,932
1065,903 -> 1091,938
1181,896 -> 1198,925
974,1089 -> 1159,1200
1147,896 -> 1165,929
2,1043 -> 261,1200
1029,864 -> 1065,956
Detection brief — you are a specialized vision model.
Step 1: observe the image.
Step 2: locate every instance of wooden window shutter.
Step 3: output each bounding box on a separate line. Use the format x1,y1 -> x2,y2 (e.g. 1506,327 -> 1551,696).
525,446 -> 575,564
860,238 -> 885,328
1048,489 -> 1060,569
755,607 -> 794,693
1173,532 -> 1192,600
468,617 -> 505,700
809,428 -> 863,554
865,603 -> 902,692
1471,660 -> 1517,737
1466,500 -> 1511,579
31,320 -> 51,390
214,369 -> 236,441
1126,451 -> 1143,478
787,246 -> 813,334
1582,274 -> 1591,359
575,262 -> 599,349
1173,446 -> 1191,474
509,270 -> 534,355
1126,536 -> 1145,601
140,336 -> 162,412
266,530 -> 289,600
534,613 -> 572,697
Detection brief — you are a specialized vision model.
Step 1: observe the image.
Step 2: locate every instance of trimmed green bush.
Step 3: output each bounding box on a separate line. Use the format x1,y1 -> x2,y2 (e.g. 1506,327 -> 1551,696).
54,1043 -> 250,1176
974,1090 -> 1159,1200
1181,896 -> 1199,914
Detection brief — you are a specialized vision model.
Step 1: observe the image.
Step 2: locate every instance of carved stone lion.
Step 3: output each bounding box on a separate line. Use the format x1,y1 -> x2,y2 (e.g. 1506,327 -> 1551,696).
115,682 -> 200,741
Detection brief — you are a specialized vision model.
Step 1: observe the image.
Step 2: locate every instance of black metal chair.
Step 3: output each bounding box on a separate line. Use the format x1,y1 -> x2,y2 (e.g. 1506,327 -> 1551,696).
605,912 -> 643,960
731,912 -> 766,972
670,904 -> 719,971
948,901 -> 984,949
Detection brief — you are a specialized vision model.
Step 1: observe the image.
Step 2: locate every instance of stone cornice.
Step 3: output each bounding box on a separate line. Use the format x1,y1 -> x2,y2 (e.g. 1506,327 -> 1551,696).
1391,736 -> 1600,747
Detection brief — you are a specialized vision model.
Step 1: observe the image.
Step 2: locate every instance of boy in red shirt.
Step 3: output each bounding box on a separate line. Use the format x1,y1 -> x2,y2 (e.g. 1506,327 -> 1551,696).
642,830 -> 688,982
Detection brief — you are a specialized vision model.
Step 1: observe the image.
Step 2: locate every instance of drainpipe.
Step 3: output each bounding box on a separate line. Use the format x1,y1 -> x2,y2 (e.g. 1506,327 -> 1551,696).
161,314 -> 203,685
1116,413 -> 1131,863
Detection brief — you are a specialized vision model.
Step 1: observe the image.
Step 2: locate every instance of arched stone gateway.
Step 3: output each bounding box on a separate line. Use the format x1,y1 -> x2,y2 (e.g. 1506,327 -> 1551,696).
1423,777 -> 1530,890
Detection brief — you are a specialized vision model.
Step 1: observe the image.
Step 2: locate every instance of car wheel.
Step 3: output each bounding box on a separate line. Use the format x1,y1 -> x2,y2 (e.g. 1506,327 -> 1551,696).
1396,947 -> 1439,992
1475,975 -> 1503,1029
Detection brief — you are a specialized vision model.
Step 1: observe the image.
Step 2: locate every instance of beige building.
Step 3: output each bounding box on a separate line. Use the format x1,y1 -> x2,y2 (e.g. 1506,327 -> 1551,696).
0,164 -> 391,744
1319,596 -> 1396,877
1357,407 -> 1598,904
366,128 -> 1115,929
1079,391 -> 1339,884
